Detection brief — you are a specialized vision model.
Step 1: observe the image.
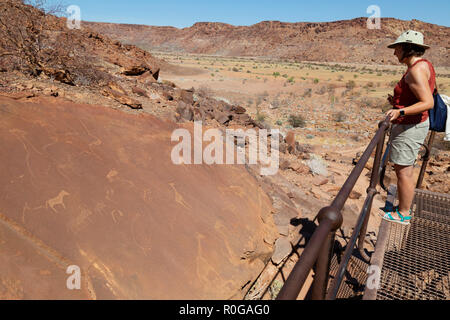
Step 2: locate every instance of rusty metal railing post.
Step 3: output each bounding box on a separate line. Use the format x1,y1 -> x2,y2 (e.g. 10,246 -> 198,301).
416,131 -> 436,189
276,206 -> 342,300
358,119 -> 390,261
310,207 -> 342,300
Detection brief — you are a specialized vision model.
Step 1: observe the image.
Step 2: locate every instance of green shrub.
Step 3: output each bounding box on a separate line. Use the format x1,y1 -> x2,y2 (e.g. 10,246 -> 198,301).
256,113 -> 266,122
288,114 -> 306,128
333,111 -> 347,123
346,80 -> 356,90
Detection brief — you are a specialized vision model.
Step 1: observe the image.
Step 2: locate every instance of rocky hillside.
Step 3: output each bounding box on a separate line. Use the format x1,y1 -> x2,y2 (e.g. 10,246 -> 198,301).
87,18 -> 450,66
0,0 -> 263,127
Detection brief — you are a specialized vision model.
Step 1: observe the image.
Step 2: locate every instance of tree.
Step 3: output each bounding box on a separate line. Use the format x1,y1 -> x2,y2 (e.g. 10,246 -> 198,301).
0,0 -> 66,76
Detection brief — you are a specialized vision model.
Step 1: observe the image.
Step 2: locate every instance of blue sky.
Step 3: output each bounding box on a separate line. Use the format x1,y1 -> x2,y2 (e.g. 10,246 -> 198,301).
53,0 -> 449,28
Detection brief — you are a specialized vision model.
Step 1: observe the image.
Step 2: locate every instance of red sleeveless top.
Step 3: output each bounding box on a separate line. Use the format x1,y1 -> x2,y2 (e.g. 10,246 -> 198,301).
392,59 -> 436,125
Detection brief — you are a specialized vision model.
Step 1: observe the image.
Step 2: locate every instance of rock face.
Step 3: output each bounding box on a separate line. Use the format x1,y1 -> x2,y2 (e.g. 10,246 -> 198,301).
0,95 -> 274,300
87,18 -> 450,66
102,87 -> 143,109
271,238 -> 292,265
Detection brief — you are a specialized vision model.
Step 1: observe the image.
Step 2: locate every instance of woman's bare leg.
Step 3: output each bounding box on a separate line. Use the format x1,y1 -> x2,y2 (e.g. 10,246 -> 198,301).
394,164 -> 415,217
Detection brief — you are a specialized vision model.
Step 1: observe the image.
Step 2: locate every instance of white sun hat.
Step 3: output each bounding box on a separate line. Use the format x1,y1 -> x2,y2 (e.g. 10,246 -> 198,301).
387,30 -> 430,49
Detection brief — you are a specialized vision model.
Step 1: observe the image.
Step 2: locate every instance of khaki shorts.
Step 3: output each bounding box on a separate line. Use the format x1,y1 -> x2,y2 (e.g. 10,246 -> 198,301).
390,119 -> 429,166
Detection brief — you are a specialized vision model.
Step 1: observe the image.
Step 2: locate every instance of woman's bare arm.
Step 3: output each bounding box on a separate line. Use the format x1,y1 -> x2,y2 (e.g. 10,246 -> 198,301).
405,63 -> 434,113
386,62 -> 434,121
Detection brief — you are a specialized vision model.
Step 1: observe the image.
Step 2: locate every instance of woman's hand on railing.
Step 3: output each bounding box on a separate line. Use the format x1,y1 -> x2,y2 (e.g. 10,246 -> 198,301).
385,109 -> 400,122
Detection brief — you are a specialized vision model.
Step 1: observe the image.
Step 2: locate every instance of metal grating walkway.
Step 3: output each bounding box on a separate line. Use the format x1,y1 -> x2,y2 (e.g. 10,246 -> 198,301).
365,187 -> 450,300
328,250 -> 369,299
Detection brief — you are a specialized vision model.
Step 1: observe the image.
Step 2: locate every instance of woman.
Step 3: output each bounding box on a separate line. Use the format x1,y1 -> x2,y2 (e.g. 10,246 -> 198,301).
383,30 -> 435,225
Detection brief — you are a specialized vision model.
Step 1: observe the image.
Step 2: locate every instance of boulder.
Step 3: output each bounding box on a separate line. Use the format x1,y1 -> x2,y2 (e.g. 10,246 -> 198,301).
285,131 -> 296,154
231,105 -> 246,114
213,110 -> 231,125
280,159 -> 290,171
131,86 -> 149,98
176,101 -> 194,121
290,162 -> 310,174
102,88 -> 142,109
178,89 -> 194,105
108,82 -> 127,95
138,71 -> 158,83
349,191 -> 363,200
193,108 -> 206,121
42,67 -> 75,86
313,175 -> 329,186
122,65 -> 150,76
271,237 -> 292,265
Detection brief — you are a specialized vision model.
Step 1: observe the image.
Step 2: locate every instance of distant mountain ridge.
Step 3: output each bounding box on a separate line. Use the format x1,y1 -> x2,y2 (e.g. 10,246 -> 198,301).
86,17 -> 450,66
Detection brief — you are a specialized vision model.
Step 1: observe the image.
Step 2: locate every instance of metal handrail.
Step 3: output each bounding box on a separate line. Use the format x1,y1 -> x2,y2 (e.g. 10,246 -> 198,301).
277,116 -> 391,300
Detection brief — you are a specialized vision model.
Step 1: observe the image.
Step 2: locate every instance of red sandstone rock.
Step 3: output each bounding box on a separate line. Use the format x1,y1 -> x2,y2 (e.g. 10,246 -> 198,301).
349,191 -> 363,200
131,86 -> 149,97
285,131 -> 296,155
102,88 -> 142,109
313,176 -> 329,187
0,96 -> 274,299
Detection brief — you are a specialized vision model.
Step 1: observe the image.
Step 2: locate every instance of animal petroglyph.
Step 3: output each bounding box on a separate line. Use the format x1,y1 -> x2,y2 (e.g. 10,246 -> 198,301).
111,209 -> 124,224
169,183 -> 191,210
106,170 -> 118,182
79,119 -> 102,148
46,191 -> 70,213
195,233 -> 221,285
214,221 -> 241,266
